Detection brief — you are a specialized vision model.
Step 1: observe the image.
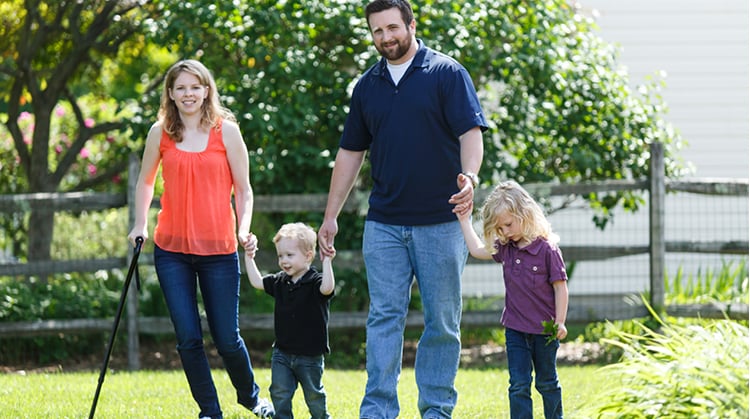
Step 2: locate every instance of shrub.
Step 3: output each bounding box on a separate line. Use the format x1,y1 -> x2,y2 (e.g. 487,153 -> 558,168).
584,306 -> 749,418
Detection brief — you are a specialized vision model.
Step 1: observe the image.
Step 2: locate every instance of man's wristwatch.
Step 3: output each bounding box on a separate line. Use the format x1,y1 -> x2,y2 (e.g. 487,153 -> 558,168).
463,172 -> 479,188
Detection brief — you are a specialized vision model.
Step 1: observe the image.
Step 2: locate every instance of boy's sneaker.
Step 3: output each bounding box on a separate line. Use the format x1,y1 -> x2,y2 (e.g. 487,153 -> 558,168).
251,398 -> 275,418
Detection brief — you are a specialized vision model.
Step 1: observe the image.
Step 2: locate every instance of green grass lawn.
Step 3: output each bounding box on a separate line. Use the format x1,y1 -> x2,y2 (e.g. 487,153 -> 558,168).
0,365 -> 606,418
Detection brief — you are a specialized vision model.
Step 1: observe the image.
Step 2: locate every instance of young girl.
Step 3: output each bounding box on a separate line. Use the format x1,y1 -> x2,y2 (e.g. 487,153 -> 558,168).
456,180 -> 569,419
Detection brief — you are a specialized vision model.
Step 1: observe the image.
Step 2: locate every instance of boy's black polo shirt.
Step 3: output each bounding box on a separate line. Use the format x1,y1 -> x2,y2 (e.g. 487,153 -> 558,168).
262,266 -> 334,356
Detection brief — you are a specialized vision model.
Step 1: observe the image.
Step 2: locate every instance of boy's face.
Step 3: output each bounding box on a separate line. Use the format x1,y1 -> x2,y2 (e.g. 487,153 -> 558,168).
275,237 -> 313,280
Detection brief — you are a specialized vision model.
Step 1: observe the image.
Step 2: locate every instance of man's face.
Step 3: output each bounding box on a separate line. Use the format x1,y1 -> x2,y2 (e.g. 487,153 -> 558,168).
368,7 -> 415,64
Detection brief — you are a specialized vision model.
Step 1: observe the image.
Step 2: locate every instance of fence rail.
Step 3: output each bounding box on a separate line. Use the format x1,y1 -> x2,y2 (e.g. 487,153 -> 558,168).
1,145 -> 748,369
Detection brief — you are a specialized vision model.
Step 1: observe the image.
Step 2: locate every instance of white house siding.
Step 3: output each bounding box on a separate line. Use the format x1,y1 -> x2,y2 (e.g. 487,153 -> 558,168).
578,0 -> 749,178
462,1 -> 749,298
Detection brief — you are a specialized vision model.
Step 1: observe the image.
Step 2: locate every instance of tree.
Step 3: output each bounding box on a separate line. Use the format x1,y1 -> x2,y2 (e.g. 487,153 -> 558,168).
146,0 -> 684,229
1,0 -> 686,264
0,0 -> 160,262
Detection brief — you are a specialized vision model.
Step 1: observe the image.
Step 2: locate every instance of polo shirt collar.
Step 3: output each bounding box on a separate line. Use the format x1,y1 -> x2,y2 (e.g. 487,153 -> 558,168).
512,237 -> 546,255
282,266 -> 318,287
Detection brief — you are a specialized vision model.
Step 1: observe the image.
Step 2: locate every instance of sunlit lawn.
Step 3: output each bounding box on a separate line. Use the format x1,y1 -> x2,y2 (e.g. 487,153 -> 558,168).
0,365 -> 607,418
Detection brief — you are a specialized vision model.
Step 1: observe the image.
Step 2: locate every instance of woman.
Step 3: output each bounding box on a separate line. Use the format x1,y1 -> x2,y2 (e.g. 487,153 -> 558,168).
128,59 -> 274,419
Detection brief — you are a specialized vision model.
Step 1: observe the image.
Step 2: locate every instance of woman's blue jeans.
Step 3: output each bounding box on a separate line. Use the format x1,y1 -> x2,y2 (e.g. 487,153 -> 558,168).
359,220 -> 467,419
505,327 -> 563,419
154,246 -> 260,419
270,348 -> 330,419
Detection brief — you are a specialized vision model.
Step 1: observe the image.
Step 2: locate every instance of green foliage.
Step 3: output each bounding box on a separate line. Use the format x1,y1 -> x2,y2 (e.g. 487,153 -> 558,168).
541,318 -> 558,345
2,0 -> 686,262
410,0 -> 685,227
137,0 -> 684,224
665,259 -> 748,306
585,312 -> 748,418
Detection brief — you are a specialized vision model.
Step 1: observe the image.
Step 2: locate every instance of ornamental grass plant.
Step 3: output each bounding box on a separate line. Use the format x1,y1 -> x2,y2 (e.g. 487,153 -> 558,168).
583,302 -> 749,418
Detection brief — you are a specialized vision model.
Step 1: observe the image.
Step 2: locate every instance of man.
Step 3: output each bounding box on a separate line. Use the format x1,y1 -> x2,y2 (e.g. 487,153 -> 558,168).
317,0 -> 487,417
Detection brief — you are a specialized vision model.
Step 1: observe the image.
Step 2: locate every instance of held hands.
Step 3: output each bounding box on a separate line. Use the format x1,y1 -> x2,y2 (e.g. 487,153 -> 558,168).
317,218 -> 338,259
450,173 -> 475,218
320,247 -> 337,262
242,233 -> 259,258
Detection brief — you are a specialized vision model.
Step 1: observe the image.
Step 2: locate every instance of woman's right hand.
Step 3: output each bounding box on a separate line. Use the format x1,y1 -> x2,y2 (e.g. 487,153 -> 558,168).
127,227 -> 148,247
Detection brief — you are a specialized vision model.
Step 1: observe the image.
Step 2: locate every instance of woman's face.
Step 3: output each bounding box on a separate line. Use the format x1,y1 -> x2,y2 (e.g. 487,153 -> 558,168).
169,71 -> 208,116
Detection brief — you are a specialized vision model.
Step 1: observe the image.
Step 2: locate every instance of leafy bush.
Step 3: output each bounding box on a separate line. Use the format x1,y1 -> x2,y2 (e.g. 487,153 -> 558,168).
584,307 -> 749,418
666,259 -> 748,306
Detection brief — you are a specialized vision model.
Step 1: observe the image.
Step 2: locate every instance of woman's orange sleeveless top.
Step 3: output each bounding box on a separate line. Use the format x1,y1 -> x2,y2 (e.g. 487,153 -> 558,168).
153,123 -> 237,255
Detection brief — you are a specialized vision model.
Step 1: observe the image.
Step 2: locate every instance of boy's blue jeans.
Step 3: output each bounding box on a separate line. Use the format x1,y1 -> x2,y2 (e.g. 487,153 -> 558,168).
505,327 -> 563,419
270,348 -> 330,419
154,246 -> 261,419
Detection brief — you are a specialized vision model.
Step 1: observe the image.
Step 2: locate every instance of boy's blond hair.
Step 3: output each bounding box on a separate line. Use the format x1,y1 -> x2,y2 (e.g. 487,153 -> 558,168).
273,222 -> 318,256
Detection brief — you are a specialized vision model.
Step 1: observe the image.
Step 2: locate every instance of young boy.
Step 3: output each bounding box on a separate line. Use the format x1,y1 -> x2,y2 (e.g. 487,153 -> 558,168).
245,222 -> 335,419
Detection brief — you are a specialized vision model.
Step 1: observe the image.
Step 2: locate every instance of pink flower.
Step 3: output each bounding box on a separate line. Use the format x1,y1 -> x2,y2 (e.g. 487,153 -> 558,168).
84,118 -> 95,128
106,135 -> 115,144
18,112 -> 32,121
79,148 -> 90,159
55,106 -> 66,117
87,163 -> 97,176
55,145 -> 62,154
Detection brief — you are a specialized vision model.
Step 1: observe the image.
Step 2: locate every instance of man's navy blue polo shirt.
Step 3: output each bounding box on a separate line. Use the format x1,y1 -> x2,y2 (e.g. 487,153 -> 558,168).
340,39 -> 488,226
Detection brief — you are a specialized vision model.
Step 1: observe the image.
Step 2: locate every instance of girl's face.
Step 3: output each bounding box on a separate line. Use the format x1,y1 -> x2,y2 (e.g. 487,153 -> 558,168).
169,71 -> 208,115
497,211 -> 523,243
275,237 -> 312,280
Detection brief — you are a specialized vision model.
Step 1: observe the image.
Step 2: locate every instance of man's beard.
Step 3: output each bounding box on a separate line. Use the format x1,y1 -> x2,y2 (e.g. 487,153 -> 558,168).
375,36 -> 413,61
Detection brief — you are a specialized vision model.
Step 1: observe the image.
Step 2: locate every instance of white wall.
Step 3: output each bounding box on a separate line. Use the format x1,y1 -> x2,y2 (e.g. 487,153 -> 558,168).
578,0 -> 749,178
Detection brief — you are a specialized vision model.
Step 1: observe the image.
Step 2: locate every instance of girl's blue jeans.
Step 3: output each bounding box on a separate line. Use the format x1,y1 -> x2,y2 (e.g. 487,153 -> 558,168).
359,220 -> 467,419
154,246 -> 261,419
505,327 -> 563,419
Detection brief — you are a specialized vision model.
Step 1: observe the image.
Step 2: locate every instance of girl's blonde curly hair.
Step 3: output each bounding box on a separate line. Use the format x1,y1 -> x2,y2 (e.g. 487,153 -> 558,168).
480,180 -> 559,253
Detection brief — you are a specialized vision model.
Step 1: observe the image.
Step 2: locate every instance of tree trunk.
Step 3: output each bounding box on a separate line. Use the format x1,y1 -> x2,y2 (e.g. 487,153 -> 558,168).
27,206 -> 54,263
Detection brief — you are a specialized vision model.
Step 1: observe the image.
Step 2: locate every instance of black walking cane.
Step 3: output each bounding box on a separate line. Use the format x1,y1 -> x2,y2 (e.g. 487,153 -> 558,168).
88,236 -> 143,419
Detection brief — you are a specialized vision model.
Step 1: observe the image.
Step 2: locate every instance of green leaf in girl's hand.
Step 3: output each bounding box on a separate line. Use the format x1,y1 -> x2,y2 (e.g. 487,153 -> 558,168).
542,319 -> 558,345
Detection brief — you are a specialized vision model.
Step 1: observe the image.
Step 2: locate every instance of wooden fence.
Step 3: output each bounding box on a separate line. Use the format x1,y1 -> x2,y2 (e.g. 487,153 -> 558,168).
0,143 -> 748,369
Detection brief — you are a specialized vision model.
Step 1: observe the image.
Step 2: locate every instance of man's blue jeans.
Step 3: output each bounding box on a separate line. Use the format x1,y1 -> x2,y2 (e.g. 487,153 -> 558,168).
359,220 -> 467,419
270,348 -> 330,419
505,327 -> 563,419
154,246 -> 261,419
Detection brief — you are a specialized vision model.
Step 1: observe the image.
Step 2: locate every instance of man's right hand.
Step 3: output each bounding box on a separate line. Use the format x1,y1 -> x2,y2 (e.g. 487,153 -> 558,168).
318,218 -> 338,258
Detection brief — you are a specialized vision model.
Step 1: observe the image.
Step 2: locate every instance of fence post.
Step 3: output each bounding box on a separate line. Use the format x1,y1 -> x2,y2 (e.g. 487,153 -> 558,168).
127,153 -> 141,370
649,142 -> 665,312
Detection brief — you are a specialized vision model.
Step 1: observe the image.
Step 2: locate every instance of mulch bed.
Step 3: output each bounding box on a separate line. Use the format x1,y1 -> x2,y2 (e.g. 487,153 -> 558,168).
1,339 -> 607,374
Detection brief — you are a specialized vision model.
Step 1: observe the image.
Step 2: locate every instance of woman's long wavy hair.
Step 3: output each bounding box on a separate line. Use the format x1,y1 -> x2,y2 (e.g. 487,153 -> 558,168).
158,59 -> 236,142
481,180 -> 559,252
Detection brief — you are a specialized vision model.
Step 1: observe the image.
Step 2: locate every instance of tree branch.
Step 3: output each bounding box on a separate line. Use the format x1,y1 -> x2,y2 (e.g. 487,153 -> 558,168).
51,88 -> 125,185
69,160 -> 129,192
